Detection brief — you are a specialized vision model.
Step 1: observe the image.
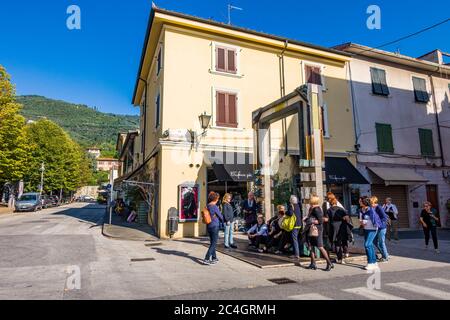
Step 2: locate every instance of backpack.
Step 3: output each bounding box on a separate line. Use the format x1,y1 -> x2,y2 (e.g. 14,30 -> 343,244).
281,214 -> 296,232
201,207 -> 211,225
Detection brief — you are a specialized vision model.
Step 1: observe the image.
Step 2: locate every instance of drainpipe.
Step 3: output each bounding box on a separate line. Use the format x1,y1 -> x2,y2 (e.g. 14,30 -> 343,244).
279,40 -> 289,156
429,73 -> 445,167
139,77 -> 148,162
347,62 -> 360,151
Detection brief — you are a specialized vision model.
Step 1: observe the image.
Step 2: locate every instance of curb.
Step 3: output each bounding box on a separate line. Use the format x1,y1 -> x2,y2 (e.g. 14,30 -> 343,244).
101,222 -> 161,243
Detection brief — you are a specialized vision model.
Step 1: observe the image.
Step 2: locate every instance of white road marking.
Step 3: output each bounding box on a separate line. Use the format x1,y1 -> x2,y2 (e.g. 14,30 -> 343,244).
387,282 -> 450,299
288,293 -> 332,300
343,287 -> 405,300
426,278 -> 450,286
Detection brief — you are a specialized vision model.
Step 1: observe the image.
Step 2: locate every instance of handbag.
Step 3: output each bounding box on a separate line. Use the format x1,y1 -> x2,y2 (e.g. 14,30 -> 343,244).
309,223 -> 319,237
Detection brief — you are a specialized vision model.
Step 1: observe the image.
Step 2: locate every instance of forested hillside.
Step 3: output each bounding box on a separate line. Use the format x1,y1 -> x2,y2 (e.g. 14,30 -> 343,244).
17,95 -> 139,156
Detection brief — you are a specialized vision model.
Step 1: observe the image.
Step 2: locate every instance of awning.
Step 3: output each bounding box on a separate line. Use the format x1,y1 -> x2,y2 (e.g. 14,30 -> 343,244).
208,151 -> 254,182
212,163 -> 254,182
368,167 -> 428,186
325,157 -> 369,184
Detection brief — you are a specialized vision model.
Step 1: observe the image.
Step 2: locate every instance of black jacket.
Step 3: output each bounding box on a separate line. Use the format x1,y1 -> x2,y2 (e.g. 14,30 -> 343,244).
222,202 -> 235,223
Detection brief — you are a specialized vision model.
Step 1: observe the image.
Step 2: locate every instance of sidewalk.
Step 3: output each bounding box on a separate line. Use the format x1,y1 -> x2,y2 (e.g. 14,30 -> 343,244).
0,205 -> 12,216
102,209 -> 160,242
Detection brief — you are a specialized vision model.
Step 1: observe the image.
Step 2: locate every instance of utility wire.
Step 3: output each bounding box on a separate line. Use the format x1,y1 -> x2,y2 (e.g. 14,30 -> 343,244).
354,17 -> 450,56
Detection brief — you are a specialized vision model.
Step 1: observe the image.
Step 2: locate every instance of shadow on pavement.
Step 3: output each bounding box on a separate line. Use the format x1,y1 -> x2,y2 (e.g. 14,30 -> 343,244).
152,247 -> 205,265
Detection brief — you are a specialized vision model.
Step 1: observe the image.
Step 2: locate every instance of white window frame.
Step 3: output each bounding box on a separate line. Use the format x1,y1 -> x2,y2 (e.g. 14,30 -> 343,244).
211,86 -> 242,130
302,60 -> 327,91
210,41 -> 243,78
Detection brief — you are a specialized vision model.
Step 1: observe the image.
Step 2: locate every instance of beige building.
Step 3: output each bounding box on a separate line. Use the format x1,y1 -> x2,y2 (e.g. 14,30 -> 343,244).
122,8 -> 361,238
96,157 -> 120,172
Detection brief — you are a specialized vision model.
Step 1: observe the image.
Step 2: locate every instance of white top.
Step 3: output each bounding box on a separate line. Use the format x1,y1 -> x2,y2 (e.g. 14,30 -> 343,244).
360,209 -> 377,230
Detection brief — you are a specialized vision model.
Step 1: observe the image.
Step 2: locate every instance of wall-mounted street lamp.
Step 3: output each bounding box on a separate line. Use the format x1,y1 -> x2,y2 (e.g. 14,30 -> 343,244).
198,111 -> 211,136
189,112 -> 211,149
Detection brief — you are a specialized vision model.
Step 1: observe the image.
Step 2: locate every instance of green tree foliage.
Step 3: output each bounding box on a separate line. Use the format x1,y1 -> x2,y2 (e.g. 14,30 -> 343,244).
24,119 -> 93,192
16,95 -> 139,156
0,66 -> 30,185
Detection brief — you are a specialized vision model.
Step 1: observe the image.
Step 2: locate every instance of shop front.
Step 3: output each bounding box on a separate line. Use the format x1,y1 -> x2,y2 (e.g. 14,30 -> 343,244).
324,156 -> 369,215
206,151 -> 254,204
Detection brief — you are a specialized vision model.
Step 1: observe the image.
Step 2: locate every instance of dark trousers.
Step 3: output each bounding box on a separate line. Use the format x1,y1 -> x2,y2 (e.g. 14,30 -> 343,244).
387,219 -> 399,240
291,227 -> 302,257
423,226 -> 438,249
205,226 -> 219,260
250,235 -> 268,248
267,234 -> 281,249
277,231 -> 292,252
335,240 -> 348,260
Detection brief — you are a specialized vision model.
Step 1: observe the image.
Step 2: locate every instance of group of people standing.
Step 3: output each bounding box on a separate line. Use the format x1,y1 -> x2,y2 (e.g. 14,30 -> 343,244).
202,190 -> 441,269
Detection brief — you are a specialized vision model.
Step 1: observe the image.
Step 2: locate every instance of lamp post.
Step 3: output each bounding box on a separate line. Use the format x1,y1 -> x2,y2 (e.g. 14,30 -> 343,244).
39,162 -> 45,195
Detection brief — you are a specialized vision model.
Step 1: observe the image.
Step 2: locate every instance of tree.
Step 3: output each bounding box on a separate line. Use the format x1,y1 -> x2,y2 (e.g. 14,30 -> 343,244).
24,119 -> 93,193
0,65 -> 30,186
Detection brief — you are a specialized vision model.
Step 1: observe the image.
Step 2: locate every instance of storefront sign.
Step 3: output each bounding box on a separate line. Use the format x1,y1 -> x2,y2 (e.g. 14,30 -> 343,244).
229,170 -> 253,181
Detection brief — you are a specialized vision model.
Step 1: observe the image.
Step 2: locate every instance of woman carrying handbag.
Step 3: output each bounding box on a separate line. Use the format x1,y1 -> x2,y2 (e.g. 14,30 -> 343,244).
303,195 -> 334,271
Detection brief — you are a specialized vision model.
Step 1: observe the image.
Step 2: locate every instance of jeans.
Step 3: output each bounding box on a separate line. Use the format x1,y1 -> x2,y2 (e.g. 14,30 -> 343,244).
291,227 -> 302,258
364,229 -> 378,264
375,228 -> 389,259
387,219 -> 399,240
423,226 -> 438,249
205,226 -> 219,260
224,221 -> 235,247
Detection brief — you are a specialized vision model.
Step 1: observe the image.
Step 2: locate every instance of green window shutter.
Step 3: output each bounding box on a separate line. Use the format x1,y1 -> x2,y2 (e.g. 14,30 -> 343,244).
412,77 -> 429,103
379,69 -> 390,95
419,128 -> 434,156
376,123 -> 394,153
371,68 -> 389,96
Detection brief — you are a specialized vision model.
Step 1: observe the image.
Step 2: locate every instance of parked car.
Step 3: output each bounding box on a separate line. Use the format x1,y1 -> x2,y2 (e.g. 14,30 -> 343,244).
15,193 -> 42,212
49,195 -> 60,207
41,195 -> 53,209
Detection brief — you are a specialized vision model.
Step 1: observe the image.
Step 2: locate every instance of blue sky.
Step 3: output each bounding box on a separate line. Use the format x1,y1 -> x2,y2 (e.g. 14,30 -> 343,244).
1,0 -> 449,115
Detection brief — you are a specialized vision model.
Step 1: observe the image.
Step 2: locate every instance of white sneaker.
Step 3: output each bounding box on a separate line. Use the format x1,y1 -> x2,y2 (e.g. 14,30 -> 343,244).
365,263 -> 376,270
435,249 -> 440,254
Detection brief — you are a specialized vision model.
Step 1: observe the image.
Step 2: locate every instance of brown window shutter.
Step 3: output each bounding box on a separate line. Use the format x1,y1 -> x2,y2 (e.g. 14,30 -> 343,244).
228,94 -> 238,127
227,49 -> 236,73
216,92 -> 227,125
305,65 -> 312,84
217,47 -> 226,71
313,67 -> 322,85
305,65 -> 322,85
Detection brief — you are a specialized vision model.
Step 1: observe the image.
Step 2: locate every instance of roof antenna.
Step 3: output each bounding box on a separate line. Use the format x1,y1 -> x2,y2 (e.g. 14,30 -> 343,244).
227,4 -> 243,25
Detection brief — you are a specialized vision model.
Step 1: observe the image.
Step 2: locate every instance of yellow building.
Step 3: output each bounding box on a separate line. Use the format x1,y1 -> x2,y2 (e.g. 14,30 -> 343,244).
125,7 -> 362,238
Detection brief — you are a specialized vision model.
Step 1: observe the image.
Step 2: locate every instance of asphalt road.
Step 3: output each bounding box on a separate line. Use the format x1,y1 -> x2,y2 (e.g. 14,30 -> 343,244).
0,202 -> 449,300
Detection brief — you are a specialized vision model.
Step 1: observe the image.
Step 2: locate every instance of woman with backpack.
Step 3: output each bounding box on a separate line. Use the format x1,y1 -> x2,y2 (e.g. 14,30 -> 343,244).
202,192 -> 224,265
359,196 -> 382,270
304,195 -> 333,271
